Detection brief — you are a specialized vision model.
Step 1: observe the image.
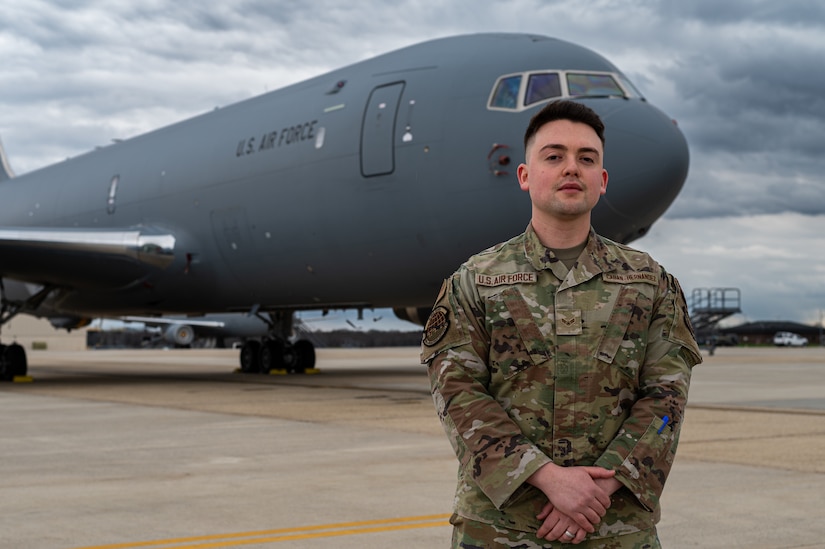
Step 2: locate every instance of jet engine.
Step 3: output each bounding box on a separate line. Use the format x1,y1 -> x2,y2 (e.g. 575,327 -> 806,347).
163,324 -> 195,346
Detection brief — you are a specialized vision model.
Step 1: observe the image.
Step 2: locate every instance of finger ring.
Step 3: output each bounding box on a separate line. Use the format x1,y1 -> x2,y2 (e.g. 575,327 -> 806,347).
564,530 -> 575,538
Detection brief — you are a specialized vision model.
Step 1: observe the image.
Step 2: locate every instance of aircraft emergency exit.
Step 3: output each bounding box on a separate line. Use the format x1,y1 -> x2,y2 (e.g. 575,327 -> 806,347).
0,33 -> 690,378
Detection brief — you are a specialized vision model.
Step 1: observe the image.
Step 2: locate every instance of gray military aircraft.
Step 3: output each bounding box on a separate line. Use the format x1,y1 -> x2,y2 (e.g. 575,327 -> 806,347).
0,33 -> 689,379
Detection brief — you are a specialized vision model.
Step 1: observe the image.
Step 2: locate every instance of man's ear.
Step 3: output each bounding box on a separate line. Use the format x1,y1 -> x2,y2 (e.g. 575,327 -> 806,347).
517,163 -> 529,192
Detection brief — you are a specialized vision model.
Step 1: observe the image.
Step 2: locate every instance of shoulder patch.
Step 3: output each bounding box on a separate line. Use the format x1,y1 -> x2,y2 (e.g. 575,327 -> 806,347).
603,272 -> 657,285
422,306 -> 450,347
475,272 -> 537,287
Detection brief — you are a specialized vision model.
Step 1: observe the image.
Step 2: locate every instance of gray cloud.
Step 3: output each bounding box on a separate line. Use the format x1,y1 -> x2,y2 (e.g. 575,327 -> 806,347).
669,0 -> 825,26
635,213 -> 825,325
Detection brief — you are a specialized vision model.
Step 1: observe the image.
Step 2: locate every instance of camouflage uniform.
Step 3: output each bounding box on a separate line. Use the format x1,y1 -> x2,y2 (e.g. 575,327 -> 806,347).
450,514 -> 660,548
421,225 -> 701,546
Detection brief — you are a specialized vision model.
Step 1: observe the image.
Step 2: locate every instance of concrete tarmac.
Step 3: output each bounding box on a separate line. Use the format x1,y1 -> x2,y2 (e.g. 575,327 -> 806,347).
1,346 -> 824,548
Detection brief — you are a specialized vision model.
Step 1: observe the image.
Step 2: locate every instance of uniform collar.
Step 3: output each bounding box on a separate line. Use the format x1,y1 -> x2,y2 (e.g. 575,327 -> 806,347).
523,224 -> 622,289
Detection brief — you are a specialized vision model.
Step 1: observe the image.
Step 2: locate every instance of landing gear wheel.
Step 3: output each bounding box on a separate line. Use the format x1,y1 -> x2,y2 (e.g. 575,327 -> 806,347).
291,339 -> 316,373
281,343 -> 298,373
239,340 -> 261,373
259,339 -> 286,373
0,343 -> 27,380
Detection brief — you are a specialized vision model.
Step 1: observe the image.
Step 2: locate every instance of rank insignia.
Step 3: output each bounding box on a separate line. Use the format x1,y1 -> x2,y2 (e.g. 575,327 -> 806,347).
556,309 -> 582,335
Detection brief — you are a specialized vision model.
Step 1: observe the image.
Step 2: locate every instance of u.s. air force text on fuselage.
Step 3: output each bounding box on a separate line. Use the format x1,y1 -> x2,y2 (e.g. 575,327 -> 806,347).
236,120 -> 319,157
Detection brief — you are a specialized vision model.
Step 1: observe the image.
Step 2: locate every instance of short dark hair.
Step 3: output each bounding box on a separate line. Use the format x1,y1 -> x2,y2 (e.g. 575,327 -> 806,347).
523,100 -> 605,151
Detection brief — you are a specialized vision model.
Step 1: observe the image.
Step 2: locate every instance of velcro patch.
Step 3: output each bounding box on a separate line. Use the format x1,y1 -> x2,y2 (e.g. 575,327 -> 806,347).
422,306 -> 451,347
475,272 -> 537,287
603,272 -> 657,285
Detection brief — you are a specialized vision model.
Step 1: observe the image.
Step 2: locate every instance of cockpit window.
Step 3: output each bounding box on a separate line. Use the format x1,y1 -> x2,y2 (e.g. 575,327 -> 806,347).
525,73 -> 562,106
490,75 -> 522,109
488,70 -> 640,112
616,74 -> 642,99
566,73 -> 624,98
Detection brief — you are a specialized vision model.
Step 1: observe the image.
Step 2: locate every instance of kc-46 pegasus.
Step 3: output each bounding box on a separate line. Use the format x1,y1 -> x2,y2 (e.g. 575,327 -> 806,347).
0,33 -> 690,378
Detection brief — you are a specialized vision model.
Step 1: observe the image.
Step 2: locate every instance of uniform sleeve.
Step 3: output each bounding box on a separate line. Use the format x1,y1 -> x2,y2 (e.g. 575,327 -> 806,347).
421,270 -> 553,510
594,271 -> 702,511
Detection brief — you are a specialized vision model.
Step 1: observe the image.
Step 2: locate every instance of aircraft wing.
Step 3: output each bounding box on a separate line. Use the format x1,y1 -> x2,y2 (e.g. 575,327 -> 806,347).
121,315 -> 227,328
0,227 -> 176,290
119,313 -> 270,346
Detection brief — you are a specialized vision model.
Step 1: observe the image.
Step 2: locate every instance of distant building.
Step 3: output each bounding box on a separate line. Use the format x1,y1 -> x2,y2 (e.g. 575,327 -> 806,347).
721,321 -> 822,346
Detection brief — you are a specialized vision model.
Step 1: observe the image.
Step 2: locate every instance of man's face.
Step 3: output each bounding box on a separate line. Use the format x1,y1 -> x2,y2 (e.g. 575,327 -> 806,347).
517,119 -> 608,222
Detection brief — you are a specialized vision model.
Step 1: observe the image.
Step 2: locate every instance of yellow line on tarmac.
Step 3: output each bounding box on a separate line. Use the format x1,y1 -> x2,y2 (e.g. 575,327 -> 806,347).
73,514 -> 452,549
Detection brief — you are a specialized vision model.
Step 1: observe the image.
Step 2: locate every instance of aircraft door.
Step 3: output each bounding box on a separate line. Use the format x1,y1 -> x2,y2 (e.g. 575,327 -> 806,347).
360,82 -> 405,177
210,207 -> 256,287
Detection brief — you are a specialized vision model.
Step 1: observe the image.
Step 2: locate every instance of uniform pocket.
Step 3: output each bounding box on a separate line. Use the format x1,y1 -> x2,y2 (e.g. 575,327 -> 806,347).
594,286 -> 652,382
487,288 -> 551,379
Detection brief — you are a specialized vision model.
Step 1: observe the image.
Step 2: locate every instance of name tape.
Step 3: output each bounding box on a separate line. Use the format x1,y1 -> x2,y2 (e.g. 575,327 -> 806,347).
476,272 -> 537,287
603,272 -> 657,284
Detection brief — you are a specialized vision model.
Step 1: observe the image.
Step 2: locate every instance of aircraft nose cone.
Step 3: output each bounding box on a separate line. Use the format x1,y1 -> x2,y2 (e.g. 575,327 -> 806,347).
589,100 -> 690,243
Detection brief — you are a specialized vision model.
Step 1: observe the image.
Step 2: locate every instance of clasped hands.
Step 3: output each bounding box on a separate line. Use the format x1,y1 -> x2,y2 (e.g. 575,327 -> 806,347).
527,463 -> 620,544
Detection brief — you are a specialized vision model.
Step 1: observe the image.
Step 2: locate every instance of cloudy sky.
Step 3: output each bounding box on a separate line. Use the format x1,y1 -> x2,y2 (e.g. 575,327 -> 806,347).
1,0 -> 823,330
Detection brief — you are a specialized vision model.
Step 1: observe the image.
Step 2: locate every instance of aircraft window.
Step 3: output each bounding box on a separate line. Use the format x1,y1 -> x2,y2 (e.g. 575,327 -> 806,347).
566,73 -> 625,98
488,71 -> 632,112
107,175 -> 119,214
617,74 -> 643,99
489,75 -> 522,109
525,73 -> 561,106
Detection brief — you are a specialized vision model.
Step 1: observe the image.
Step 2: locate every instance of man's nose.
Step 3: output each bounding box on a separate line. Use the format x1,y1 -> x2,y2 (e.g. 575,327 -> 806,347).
562,157 -> 580,176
